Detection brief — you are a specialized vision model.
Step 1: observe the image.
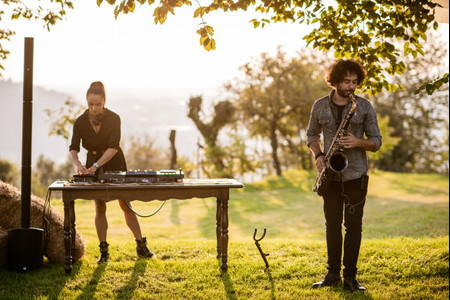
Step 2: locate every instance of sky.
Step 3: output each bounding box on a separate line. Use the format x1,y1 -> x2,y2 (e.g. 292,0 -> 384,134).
1,1 -> 311,102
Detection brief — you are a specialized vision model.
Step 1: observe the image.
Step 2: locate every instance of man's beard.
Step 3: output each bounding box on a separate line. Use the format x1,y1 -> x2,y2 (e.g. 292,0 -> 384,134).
336,87 -> 353,98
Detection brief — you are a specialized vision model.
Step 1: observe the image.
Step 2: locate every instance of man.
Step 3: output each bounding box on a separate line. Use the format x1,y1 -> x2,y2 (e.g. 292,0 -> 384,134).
306,59 -> 382,292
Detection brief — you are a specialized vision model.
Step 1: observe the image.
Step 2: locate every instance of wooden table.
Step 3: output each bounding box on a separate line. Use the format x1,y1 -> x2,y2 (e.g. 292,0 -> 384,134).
48,179 -> 244,274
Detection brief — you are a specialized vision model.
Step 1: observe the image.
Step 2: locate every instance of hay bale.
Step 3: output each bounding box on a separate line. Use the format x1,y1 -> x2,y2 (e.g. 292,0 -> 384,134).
0,181 -> 85,266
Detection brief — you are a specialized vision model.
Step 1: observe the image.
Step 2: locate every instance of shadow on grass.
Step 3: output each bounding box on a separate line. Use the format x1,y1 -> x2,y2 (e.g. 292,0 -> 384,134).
76,261 -> 107,300
170,200 -> 180,225
219,270 -> 275,300
115,258 -> 148,299
0,259 -> 85,299
267,272 -> 276,300
220,271 -> 237,300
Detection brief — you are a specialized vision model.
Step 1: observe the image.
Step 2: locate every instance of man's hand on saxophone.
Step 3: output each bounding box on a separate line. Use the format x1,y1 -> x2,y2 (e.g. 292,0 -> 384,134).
339,133 -> 359,149
340,133 -> 377,151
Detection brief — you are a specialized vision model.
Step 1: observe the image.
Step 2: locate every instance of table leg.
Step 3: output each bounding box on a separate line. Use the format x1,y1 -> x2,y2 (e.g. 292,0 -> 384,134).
70,200 -> 76,264
63,192 -> 72,274
216,197 -> 222,259
220,189 -> 229,272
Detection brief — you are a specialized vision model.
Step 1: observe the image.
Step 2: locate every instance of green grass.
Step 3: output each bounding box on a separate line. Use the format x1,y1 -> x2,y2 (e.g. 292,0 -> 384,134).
0,170 -> 448,299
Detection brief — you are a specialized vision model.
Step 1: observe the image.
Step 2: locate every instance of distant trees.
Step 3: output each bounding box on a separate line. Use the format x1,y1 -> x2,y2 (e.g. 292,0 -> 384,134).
32,155 -> 75,196
122,134 -> 168,171
225,48 -> 330,176
0,158 -> 18,185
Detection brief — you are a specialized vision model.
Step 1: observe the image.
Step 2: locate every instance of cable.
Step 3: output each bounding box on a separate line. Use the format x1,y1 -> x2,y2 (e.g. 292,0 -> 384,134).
123,199 -> 167,218
341,178 -> 365,215
104,182 -> 167,218
42,189 -> 52,252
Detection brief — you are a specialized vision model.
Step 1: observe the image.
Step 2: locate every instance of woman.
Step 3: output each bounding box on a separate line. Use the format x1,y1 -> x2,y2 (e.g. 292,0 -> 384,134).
69,81 -> 155,262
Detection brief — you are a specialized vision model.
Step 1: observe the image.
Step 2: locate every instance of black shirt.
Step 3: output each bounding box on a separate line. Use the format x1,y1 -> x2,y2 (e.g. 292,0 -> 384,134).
69,108 -> 127,171
332,101 -> 346,126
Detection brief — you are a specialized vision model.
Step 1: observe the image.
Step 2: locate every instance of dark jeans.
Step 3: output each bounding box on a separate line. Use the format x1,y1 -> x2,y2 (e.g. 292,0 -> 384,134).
322,175 -> 368,278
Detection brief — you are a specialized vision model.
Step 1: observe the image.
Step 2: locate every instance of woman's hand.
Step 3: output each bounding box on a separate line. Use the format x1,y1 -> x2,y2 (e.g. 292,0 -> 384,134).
76,164 -> 88,175
86,165 -> 98,175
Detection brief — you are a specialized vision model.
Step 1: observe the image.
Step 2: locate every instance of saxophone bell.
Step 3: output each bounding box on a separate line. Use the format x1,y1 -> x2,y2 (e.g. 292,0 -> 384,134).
329,152 -> 348,173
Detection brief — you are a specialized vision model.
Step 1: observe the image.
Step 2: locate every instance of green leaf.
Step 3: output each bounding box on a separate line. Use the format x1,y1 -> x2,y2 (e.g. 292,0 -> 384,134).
425,83 -> 435,95
403,41 -> 409,53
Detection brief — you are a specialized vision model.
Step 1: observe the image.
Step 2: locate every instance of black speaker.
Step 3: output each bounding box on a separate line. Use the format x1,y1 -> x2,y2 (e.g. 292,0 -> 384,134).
7,228 -> 44,272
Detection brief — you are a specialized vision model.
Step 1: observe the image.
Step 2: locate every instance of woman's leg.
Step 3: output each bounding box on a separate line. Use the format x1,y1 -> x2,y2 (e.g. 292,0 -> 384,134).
118,199 -> 155,258
94,199 -> 108,242
118,199 -> 143,240
94,199 -> 110,263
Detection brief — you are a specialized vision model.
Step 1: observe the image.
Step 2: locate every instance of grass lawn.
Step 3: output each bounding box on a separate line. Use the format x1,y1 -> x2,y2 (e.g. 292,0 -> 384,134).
0,170 -> 448,299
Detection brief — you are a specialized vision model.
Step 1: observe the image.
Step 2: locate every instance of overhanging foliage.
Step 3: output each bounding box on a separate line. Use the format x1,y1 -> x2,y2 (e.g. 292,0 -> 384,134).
99,0 -> 448,95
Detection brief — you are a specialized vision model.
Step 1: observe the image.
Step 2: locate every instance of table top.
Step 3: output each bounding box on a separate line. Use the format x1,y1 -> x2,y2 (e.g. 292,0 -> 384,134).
48,178 -> 244,191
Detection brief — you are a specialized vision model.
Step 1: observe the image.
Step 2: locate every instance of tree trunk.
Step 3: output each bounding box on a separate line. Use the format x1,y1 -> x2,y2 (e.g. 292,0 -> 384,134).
269,124 -> 282,176
169,130 -> 177,169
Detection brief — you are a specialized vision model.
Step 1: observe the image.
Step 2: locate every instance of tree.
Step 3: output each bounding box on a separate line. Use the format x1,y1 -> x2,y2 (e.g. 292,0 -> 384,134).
44,98 -> 84,140
0,158 -> 18,185
367,115 -> 401,168
225,47 -> 329,176
122,134 -> 167,170
35,154 -> 55,187
31,155 -> 75,197
372,31 -> 449,173
0,0 -> 74,75
100,0 -> 447,95
187,95 -> 236,178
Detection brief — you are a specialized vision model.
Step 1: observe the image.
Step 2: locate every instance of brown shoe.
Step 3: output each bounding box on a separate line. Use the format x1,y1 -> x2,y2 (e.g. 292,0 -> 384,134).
344,277 -> 366,292
98,241 -> 109,263
136,236 -> 156,258
312,273 -> 341,288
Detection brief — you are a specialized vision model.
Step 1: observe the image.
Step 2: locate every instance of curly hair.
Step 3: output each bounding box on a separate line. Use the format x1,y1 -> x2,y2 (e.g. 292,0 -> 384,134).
325,59 -> 366,88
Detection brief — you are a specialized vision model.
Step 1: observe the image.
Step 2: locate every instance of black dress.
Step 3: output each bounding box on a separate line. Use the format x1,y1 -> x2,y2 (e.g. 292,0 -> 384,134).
69,108 -> 127,172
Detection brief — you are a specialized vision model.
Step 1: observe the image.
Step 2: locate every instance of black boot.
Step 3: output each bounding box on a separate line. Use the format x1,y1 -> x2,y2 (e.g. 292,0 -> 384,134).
98,241 -> 109,263
312,273 -> 341,288
136,236 -> 155,258
344,277 -> 367,292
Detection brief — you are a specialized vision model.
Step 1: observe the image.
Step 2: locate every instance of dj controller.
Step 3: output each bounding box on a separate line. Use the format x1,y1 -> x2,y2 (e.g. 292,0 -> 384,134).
72,169 -> 184,184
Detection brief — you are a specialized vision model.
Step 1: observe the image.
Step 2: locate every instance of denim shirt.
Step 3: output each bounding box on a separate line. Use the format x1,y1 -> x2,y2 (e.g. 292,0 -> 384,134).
306,90 -> 382,181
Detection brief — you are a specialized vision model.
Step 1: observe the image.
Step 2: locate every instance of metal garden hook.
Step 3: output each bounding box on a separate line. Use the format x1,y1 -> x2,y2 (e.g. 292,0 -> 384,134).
253,228 -> 270,273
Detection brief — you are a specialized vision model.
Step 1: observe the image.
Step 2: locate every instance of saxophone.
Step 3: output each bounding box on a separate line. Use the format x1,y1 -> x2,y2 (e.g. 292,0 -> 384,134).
312,91 -> 357,196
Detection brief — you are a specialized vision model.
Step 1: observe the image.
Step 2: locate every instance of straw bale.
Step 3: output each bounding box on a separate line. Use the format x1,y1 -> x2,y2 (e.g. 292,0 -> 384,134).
0,180 -> 85,266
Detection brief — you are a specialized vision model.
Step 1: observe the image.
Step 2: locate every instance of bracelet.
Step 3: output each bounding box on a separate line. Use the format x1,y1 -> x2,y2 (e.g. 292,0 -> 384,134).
93,162 -> 99,168
315,152 -> 325,160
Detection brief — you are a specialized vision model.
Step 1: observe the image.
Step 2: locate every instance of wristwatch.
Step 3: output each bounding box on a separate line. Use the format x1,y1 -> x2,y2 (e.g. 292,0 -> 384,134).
93,162 -> 99,168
